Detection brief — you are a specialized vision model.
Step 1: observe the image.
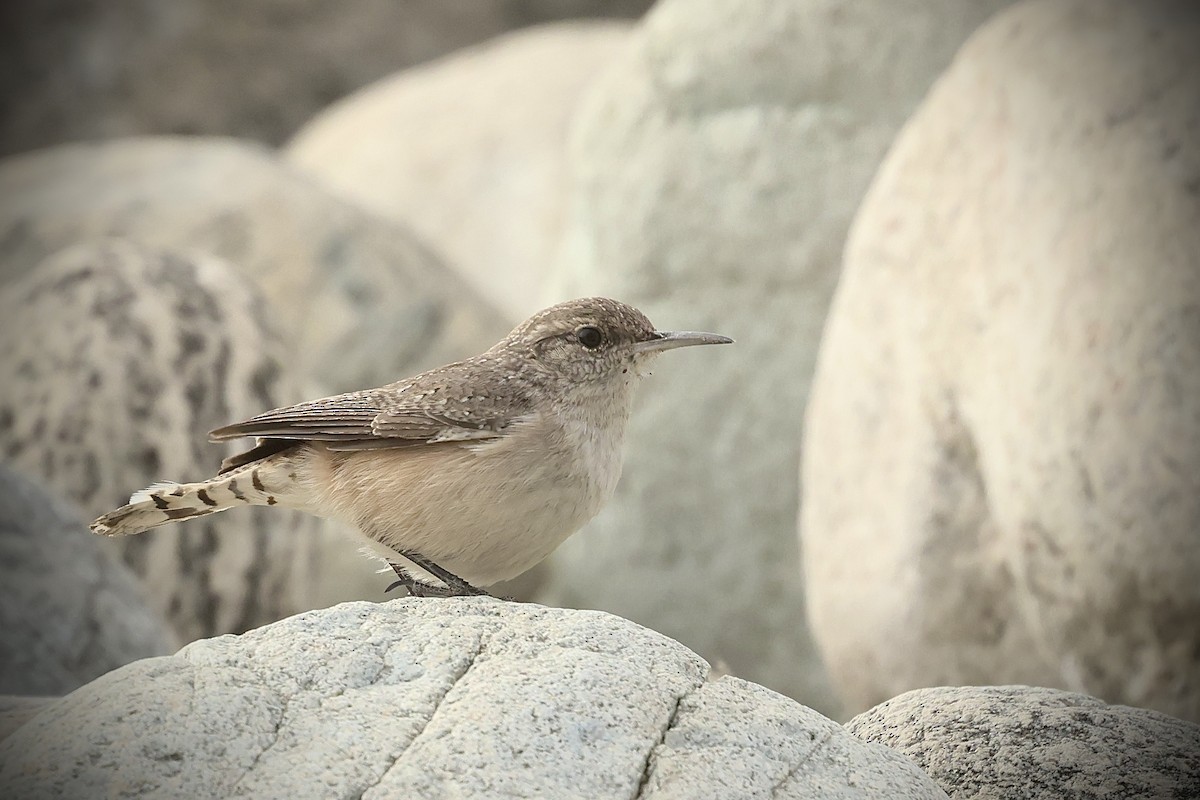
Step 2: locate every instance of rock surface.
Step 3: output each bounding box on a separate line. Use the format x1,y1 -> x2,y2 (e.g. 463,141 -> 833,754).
0,463 -> 175,696
539,0 -> 1013,712
0,240 -> 380,642
288,21 -> 632,321
0,696 -> 53,745
801,0 -> 1200,720
847,686 -> 1200,799
0,600 -> 948,799
0,137 -> 510,393
0,0 -> 653,155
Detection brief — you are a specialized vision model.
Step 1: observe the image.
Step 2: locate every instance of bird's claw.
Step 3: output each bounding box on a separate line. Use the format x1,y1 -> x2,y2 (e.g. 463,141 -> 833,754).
386,558 -> 494,598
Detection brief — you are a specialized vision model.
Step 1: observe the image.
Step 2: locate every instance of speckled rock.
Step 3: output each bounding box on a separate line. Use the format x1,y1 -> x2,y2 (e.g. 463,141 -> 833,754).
847,686 -> 1200,799
287,21 -> 632,321
0,600 -> 948,799
0,136 -> 509,393
802,0 -> 1200,720
539,0 -> 1013,713
640,678 -> 945,799
0,463 -> 174,696
0,696 -> 54,744
0,240 -> 381,642
0,0 -> 654,155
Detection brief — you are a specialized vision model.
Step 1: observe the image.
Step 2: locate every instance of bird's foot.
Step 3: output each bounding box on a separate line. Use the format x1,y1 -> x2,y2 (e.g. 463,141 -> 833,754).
392,579 -> 461,598
386,556 -> 492,598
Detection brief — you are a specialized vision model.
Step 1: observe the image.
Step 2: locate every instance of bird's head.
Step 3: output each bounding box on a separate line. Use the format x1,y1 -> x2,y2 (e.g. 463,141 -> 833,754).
503,297 -> 732,386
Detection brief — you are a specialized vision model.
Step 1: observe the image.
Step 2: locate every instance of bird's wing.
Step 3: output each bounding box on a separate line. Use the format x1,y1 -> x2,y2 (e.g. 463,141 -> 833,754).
209,393 -> 383,442
209,383 -> 531,453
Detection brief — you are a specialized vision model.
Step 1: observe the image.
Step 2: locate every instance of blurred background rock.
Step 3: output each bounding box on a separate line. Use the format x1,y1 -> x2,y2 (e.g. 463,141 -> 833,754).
0,136 -> 510,393
0,0 -> 1196,732
0,462 -> 175,696
0,238 -> 354,641
0,0 -> 653,156
802,0 -> 1200,722
286,21 -> 633,321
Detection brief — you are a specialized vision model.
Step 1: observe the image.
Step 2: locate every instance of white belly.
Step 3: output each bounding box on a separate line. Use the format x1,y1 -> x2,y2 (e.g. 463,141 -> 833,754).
304,408 -> 627,586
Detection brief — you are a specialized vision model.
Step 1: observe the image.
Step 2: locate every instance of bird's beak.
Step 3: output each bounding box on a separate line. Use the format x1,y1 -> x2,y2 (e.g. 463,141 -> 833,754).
634,330 -> 734,354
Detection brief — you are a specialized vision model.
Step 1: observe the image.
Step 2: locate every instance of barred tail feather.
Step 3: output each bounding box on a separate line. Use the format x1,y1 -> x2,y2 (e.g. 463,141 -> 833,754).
89,464 -> 284,536
129,480 -> 186,505
89,495 -> 221,536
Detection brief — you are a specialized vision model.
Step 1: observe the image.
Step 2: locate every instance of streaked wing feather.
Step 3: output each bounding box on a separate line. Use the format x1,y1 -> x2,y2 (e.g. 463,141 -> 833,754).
322,438 -> 441,452
209,388 -> 518,448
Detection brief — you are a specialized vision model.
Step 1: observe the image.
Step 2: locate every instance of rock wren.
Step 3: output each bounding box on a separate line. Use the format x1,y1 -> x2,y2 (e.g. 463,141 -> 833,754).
91,297 -> 731,597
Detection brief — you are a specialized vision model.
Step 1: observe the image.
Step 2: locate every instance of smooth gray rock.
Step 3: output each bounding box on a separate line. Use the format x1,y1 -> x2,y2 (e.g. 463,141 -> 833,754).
0,0 -> 653,155
540,0 -> 1013,714
802,0 -> 1200,720
0,136 -> 509,393
0,600 -> 948,799
0,463 -> 175,696
0,240 -> 377,642
847,686 -> 1200,799
288,21 -> 633,321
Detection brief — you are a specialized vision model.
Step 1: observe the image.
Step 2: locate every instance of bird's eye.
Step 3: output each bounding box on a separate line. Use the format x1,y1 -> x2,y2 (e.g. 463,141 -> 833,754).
576,326 -> 603,349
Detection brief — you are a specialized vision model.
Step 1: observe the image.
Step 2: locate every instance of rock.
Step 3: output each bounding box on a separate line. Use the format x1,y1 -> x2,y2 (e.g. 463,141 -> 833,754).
641,678 -> 946,799
0,696 -> 54,744
0,600 -> 948,799
0,0 -> 654,155
0,463 -> 175,696
538,0 -> 1013,713
0,240 -> 382,642
0,136 -> 510,393
801,0 -> 1200,719
847,686 -> 1200,799
287,21 -> 632,321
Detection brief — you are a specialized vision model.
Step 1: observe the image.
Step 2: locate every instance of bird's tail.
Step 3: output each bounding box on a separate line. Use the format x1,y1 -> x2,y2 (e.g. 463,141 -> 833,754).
90,462 -> 284,536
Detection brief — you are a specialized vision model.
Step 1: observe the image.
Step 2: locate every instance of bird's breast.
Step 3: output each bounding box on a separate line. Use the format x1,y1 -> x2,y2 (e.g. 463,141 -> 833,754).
472,406 -> 627,515
305,404 -> 632,585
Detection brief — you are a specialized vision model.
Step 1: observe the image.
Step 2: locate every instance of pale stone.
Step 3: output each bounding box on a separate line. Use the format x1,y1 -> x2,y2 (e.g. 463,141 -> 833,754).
0,136 -> 509,394
0,463 -> 175,695
0,240 -> 381,641
539,0 -> 1013,713
802,0 -> 1200,720
847,686 -> 1200,799
0,600 -> 948,799
288,21 -> 633,321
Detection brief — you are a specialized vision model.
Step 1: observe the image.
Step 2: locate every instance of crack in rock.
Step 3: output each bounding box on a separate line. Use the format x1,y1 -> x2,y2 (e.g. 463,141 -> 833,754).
227,684 -> 292,793
354,632 -> 488,800
632,689 -> 689,799
768,727 -> 835,798
225,617 -> 400,792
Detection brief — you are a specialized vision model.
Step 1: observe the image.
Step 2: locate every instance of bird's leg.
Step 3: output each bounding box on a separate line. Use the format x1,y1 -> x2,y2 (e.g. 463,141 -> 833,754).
402,551 -> 492,597
384,554 -> 491,598
384,562 -> 450,596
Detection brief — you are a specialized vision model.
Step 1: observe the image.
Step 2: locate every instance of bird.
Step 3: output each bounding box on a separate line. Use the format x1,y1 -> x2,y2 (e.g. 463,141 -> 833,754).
90,297 -> 732,597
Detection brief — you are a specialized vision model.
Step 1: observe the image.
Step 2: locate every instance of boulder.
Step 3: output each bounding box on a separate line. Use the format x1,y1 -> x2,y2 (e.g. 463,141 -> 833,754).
538,0 -> 1013,712
287,21 -> 633,321
0,697 -> 54,744
0,463 -> 175,696
0,599 -> 948,799
0,240 -> 381,642
847,686 -> 1200,799
802,0 -> 1200,719
0,136 -> 510,393
0,0 -> 654,155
